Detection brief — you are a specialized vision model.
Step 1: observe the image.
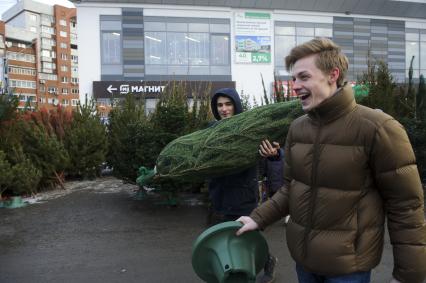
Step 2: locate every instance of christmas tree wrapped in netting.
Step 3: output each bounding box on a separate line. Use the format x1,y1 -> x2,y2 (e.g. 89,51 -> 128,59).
156,100 -> 303,181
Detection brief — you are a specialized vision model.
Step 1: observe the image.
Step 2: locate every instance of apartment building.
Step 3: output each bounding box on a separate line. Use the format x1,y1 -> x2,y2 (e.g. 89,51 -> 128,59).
0,21 -> 5,93
1,0 -> 79,110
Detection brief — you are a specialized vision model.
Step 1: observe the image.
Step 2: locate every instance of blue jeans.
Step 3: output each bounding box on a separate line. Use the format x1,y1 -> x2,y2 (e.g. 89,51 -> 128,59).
296,264 -> 371,283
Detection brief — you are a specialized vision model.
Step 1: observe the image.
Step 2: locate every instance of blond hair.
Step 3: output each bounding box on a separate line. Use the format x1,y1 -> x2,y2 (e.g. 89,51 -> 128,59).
285,38 -> 349,87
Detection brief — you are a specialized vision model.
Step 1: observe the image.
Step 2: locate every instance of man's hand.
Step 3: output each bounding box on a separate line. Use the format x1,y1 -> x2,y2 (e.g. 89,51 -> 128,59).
389,278 -> 401,283
259,139 -> 280,158
236,216 -> 259,236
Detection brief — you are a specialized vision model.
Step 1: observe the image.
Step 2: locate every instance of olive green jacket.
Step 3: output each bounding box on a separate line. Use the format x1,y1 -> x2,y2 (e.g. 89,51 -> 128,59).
250,84 -> 426,283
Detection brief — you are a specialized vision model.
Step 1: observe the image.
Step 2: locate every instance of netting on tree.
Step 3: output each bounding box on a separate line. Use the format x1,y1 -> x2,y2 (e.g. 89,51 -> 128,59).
156,100 -> 303,181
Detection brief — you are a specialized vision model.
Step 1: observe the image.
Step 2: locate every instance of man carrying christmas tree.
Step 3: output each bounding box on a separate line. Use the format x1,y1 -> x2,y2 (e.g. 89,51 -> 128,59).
236,38 -> 426,283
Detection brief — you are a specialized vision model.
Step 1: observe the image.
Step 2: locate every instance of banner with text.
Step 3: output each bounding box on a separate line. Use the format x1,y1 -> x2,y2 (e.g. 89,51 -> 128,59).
234,12 -> 272,64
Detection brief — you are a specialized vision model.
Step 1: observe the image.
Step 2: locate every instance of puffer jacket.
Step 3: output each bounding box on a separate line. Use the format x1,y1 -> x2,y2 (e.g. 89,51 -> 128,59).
250,83 -> 426,283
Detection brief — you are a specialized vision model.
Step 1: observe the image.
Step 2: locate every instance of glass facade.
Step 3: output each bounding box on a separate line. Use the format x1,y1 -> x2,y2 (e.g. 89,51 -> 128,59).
101,32 -> 121,64
274,22 -> 332,76
98,9 -> 424,83
406,29 -> 426,78
144,17 -> 231,77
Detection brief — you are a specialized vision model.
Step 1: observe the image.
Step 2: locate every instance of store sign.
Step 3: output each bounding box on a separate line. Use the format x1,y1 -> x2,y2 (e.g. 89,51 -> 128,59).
234,12 -> 272,64
105,84 -> 166,95
93,81 -> 236,99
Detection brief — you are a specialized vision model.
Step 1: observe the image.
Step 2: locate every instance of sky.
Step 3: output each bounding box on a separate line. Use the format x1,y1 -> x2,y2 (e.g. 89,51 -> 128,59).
0,0 -> 75,20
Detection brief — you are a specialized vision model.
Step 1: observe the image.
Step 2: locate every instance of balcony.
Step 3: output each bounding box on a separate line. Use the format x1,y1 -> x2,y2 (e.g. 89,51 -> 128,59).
41,56 -> 52,62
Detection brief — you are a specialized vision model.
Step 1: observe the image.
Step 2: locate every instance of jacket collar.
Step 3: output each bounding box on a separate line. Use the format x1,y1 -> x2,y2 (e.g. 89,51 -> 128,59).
307,82 -> 356,124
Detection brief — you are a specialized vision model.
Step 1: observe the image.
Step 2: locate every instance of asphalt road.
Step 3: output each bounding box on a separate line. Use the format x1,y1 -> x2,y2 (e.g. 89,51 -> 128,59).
0,177 -> 399,283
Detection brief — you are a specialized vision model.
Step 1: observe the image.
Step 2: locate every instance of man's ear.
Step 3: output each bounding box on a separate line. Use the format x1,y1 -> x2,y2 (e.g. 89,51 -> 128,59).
328,67 -> 340,85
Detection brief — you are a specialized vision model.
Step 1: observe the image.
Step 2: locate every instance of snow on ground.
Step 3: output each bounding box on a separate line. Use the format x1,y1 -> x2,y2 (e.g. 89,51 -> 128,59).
22,177 -> 139,205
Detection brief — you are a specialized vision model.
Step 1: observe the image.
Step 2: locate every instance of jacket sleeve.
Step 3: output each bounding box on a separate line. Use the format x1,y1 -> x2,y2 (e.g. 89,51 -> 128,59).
373,118 -> 426,283
250,128 -> 292,228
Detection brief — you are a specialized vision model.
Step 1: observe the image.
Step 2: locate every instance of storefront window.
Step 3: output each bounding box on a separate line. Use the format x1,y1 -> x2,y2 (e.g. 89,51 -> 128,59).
102,32 -> 121,64
275,22 -> 332,76
144,17 -> 231,76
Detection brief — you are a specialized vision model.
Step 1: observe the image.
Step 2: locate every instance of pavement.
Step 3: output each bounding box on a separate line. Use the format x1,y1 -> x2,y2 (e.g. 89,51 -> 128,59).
0,177 -> 400,283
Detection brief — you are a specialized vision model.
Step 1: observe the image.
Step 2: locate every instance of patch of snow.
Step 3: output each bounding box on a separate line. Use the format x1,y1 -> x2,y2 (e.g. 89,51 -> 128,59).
21,177 -> 139,205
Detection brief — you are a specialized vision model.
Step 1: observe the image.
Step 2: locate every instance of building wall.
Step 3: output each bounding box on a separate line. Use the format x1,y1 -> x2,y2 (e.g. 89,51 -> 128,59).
76,6 -> 121,102
75,3 -> 426,105
5,41 -> 37,108
0,21 -> 5,92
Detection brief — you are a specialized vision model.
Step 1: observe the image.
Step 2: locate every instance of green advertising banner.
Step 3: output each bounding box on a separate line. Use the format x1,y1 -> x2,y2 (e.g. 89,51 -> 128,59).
234,12 -> 272,64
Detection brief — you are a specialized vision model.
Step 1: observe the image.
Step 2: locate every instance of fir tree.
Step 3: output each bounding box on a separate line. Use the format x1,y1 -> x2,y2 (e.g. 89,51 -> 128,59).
19,120 -> 69,188
107,94 -> 147,181
261,73 -> 270,105
358,61 -> 397,117
0,92 -> 18,123
417,74 -> 426,121
64,98 -> 108,179
0,150 -> 12,199
9,149 -> 41,196
239,90 -> 252,111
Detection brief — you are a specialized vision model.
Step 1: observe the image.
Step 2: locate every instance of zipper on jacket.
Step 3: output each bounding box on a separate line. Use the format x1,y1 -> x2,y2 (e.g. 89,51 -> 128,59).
302,117 -> 322,259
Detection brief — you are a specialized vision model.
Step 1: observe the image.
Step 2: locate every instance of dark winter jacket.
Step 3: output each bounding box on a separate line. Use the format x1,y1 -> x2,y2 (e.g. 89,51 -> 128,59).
208,88 -> 258,217
260,148 -> 284,196
250,83 -> 426,283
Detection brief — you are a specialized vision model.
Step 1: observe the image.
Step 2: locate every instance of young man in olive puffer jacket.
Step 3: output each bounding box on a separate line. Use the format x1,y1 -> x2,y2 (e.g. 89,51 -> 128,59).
237,38 -> 426,283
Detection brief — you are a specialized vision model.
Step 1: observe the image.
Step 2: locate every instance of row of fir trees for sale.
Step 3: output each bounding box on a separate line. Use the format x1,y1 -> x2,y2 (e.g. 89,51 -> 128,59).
1,59 -> 426,199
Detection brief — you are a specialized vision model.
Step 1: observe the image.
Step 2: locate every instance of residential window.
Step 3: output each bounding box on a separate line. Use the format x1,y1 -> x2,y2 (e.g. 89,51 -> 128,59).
41,50 -> 51,57
29,14 -> 37,21
61,53 -> 68,60
41,26 -> 54,34
71,88 -> 79,94
60,31 -> 67,37
71,99 -> 79,106
6,52 -> 35,63
39,73 -> 58,81
48,87 -> 57,94
71,55 -> 78,63
42,62 -> 53,69
61,65 -> 68,72
61,77 -> 69,83
42,38 -> 55,46
8,66 -> 36,76
60,42 -> 67,49
62,88 -> 68,94
9,79 -> 36,89
60,19 -> 67,26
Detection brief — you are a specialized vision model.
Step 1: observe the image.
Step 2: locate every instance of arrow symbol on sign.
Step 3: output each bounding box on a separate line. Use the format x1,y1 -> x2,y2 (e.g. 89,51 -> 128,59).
107,85 -> 117,94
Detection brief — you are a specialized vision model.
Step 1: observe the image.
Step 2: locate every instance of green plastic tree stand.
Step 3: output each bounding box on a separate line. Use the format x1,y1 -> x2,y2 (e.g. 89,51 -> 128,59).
192,221 -> 269,283
134,189 -> 147,200
4,196 -> 27,209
